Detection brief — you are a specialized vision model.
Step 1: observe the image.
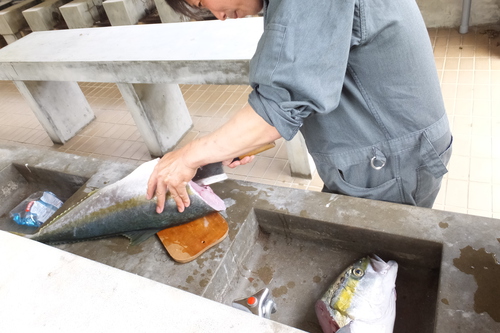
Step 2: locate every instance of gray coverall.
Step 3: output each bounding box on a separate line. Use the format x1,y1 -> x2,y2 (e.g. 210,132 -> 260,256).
248,0 -> 453,207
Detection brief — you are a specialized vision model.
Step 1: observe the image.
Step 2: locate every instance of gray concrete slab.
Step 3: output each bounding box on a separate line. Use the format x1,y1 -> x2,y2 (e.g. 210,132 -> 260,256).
0,18 -> 263,83
0,144 -> 499,332
0,230 -> 303,333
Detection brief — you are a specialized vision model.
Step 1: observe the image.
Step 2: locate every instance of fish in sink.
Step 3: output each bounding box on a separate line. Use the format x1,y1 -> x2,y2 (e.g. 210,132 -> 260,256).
315,254 -> 398,333
23,159 -> 225,245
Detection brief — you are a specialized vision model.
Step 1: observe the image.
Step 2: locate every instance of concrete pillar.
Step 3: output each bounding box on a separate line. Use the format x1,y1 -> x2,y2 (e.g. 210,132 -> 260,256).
154,0 -> 188,23
116,83 -> 192,156
59,0 -> 104,29
103,0 -> 155,26
13,81 -> 95,144
285,132 -> 315,179
0,0 -> 39,43
22,0 -> 70,32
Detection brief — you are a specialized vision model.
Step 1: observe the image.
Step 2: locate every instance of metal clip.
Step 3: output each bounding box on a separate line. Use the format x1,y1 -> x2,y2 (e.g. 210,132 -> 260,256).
370,147 -> 386,170
231,288 -> 277,319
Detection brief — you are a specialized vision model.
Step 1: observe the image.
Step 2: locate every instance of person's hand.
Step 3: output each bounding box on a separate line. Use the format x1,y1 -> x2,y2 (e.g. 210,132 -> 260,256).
146,148 -> 198,214
222,155 -> 255,168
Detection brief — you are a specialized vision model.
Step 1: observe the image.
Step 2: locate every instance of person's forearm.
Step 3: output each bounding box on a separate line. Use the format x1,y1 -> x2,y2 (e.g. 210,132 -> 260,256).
182,104 -> 282,168
147,104 -> 282,213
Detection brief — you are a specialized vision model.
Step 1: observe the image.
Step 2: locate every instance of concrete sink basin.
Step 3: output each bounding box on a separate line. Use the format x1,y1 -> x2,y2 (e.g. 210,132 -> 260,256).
0,161 -> 88,235
212,208 -> 440,332
0,145 -> 499,332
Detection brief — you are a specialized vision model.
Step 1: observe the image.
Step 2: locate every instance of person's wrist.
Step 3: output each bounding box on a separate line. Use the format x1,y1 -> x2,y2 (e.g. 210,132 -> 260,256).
181,142 -> 202,170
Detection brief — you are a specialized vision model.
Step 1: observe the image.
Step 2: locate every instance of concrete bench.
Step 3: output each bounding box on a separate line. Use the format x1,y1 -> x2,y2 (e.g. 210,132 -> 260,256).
22,0 -> 70,32
154,0 -> 188,23
0,0 -> 39,43
0,17 -> 314,178
59,0 -> 104,29
0,0 -> 13,11
103,0 -> 155,26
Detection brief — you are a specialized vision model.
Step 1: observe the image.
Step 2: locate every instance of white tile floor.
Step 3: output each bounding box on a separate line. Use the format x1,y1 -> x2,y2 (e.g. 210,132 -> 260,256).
428,26 -> 500,218
0,26 -> 499,218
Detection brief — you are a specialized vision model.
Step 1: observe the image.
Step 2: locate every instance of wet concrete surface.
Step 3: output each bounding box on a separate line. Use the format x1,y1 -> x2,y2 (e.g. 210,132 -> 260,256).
453,246 -> 500,322
1,144 -> 500,332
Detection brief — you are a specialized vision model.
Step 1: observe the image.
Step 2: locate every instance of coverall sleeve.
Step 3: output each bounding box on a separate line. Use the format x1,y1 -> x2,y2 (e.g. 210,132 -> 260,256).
248,0 -> 358,140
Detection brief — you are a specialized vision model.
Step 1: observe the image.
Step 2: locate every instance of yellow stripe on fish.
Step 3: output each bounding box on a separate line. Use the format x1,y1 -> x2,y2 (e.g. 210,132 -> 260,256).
335,273 -> 361,315
331,257 -> 370,319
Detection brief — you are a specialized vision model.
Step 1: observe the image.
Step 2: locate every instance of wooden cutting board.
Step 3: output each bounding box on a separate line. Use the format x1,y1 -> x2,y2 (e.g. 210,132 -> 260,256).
157,211 -> 228,263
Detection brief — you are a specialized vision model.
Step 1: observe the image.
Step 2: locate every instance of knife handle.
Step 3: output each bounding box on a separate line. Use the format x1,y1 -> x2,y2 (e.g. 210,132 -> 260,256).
232,142 -> 276,162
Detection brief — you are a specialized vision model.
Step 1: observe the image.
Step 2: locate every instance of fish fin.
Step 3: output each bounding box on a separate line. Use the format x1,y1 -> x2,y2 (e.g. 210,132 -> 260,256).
369,254 -> 390,273
122,229 -> 161,246
336,323 -> 352,333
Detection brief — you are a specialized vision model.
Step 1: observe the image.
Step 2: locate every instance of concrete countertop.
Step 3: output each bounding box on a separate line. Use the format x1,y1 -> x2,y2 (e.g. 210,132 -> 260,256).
0,230 -> 303,332
0,17 -> 264,84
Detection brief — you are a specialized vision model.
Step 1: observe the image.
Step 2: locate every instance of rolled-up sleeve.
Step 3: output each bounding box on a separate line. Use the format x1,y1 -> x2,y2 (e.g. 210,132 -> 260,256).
248,0 -> 358,140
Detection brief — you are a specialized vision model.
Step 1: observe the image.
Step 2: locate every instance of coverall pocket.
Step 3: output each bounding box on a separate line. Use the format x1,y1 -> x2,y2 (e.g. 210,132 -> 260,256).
413,136 -> 453,207
320,154 -> 403,204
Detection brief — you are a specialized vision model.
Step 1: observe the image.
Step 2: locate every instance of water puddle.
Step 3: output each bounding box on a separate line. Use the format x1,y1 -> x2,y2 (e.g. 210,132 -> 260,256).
453,246 -> 500,322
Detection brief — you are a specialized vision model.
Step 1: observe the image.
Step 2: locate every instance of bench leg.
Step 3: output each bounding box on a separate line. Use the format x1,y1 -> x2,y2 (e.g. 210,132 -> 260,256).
285,132 -> 315,179
117,83 -> 192,157
13,81 -> 95,144
2,33 -> 21,44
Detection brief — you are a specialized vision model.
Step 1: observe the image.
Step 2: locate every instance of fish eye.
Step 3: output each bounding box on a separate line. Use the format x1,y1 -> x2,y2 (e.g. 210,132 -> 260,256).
352,268 -> 365,278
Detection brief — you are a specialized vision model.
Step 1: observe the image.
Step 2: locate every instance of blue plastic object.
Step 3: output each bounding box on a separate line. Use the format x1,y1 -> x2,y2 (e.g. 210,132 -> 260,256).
10,191 -> 63,227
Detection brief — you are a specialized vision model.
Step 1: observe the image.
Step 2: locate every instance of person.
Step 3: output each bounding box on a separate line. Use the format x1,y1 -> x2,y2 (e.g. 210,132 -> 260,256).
147,0 -> 453,213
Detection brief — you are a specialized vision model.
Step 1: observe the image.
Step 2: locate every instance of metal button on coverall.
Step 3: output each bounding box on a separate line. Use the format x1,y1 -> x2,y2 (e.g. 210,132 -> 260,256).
248,0 -> 453,208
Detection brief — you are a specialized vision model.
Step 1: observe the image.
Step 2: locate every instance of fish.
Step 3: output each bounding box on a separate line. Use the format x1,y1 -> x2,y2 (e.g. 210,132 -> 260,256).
24,159 -> 226,245
315,255 -> 398,333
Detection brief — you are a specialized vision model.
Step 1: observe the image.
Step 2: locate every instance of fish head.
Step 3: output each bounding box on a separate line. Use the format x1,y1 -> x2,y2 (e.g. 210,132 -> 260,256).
315,255 -> 398,333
